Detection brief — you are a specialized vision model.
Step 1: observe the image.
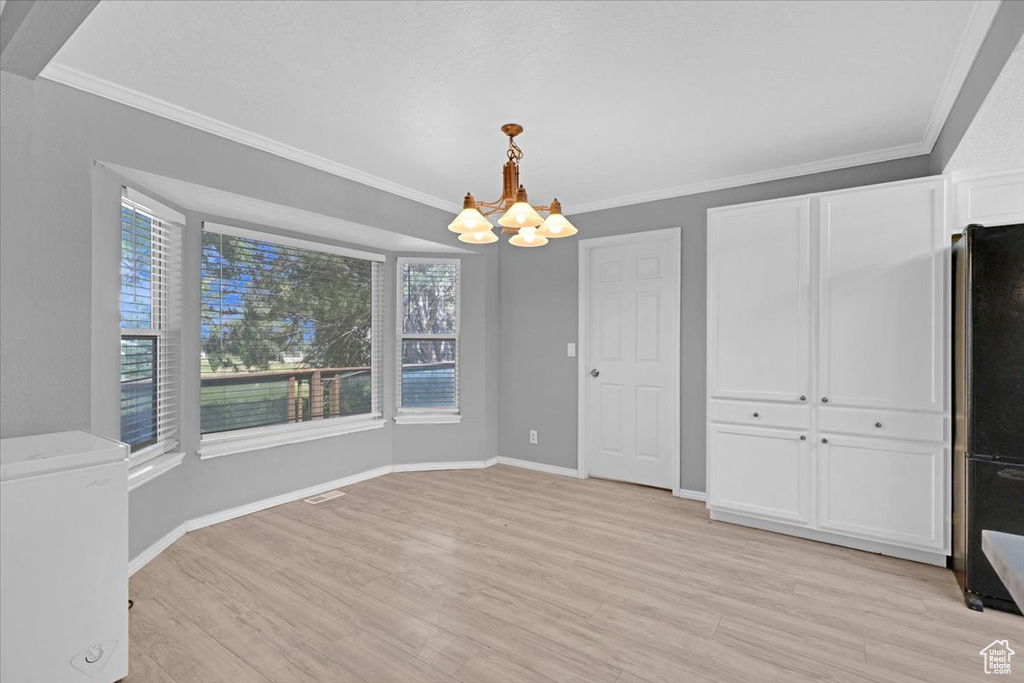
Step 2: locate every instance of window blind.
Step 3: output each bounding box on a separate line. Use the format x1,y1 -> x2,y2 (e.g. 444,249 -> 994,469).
397,260 -> 460,410
120,196 -> 181,454
201,227 -> 384,435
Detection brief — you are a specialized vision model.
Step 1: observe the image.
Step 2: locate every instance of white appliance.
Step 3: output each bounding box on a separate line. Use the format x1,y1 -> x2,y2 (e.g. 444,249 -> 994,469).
1,431 -> 129,683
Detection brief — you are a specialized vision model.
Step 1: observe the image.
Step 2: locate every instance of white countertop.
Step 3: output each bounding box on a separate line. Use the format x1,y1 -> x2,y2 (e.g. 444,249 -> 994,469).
982,530 -> 1024,613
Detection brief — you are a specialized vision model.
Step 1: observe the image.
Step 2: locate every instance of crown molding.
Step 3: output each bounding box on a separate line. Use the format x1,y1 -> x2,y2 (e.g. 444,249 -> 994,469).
567,141 -> 928,214
538,0 -> 1002,217
39,62 -> 462,214
919,0 -> 1002,152
42,0 -> 999,219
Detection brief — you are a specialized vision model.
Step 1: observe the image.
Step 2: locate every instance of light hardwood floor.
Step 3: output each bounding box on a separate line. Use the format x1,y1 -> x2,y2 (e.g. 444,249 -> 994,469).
127,465 -> 1021,683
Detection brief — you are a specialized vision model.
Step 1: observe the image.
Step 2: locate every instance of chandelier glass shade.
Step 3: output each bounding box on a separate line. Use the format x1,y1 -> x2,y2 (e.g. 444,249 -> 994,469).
447,193 -> 494,233
508,226 -> 548,247
536,199 -> 578,238
457,228 -> 498,244
498,199 -> 544,229
449,124 -> 576,248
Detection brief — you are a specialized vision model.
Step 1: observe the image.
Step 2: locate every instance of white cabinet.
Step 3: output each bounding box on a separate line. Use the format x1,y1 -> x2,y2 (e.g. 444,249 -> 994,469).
818,179 -> 945,411
708,198 -> 811,402
706,176 -> 949,566
708,424 -> 811,524
817,435 -> 945,550
954,169 -> 1024,229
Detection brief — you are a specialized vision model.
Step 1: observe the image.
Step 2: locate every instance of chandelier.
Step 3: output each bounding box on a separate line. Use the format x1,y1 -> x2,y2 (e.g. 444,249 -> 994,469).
447,124 -> 577,247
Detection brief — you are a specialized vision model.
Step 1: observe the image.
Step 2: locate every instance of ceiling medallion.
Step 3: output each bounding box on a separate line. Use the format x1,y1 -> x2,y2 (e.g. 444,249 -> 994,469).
448,124 -> 577,248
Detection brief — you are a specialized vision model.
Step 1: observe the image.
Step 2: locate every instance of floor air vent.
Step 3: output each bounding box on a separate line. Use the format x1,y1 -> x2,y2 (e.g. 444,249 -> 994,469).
304,490 -> 346,505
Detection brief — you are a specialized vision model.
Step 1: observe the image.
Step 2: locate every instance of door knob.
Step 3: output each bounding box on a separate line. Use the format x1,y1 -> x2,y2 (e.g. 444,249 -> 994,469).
590,368 -> 600,378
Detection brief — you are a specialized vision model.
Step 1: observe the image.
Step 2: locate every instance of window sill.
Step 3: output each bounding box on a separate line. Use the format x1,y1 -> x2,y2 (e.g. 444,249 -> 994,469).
130,439 -> 179,468
128,451 -> 184,492
394,413 -> 463,425
198,417 -> 385,461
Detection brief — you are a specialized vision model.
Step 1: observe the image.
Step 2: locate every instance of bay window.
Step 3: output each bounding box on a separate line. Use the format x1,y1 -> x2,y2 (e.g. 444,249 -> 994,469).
199,224 -> 384,456
396,258 -> 461,422
120,195 -> 181,459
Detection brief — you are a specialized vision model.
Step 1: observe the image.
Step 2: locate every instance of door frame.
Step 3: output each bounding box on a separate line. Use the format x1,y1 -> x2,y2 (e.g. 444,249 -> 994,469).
577,227 -> 682,491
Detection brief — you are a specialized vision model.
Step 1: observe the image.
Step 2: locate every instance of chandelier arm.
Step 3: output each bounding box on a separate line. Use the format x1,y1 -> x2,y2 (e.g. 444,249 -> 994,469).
477,194 -> 506,208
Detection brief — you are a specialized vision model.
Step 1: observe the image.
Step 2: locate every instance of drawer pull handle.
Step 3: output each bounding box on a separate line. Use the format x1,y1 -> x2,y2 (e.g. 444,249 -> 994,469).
800,435 -> 806,441
875,422 -> 883,429
799,395 -> 806,401
821,438 -> 829,444
752,412 -> 760,418
821,397 -> 829,404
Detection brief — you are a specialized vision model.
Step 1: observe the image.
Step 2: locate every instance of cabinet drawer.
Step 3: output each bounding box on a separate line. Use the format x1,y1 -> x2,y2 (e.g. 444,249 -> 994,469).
818,407 -> 943,442
709,400 -> 810,430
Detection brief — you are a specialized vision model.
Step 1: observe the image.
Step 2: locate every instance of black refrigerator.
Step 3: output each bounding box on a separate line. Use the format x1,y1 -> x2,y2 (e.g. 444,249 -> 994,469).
952,223 -> 1024,614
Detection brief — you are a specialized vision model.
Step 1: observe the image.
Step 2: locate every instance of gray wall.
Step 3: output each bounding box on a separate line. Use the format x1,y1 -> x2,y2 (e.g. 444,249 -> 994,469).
495,6 -> 1022,491
1,5 -> 1016,559
497,155 -> 933,491
930,0 -> 1024,174
0,73 -> 499,559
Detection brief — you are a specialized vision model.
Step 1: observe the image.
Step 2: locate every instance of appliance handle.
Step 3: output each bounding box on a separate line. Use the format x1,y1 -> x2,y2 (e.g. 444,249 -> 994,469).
996,468 -> 1024,482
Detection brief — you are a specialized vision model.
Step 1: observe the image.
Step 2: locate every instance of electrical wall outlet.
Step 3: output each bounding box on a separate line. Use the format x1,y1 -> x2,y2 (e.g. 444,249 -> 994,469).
529,430 -> 538,445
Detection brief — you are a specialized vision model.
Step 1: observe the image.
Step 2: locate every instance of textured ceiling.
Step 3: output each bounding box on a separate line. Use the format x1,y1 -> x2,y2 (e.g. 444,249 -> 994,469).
46,1 -> 997,214
947,36 -> 1024,175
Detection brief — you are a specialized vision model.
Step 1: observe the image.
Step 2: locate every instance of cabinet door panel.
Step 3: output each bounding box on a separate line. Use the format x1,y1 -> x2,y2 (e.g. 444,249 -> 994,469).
709,199 -> 810,402
708,424 -> 811,523
818,179 -> 944,411
817,435 -> 945,549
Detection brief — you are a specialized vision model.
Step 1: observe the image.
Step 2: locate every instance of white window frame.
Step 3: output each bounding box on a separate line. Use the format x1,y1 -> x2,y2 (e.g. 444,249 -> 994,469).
120,196 -> 182,468
197,223 -> 386,458
395,257 -> 462,424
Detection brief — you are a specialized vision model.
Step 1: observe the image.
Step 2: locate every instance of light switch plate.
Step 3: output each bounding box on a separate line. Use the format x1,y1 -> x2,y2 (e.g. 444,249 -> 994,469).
567,343 -> 576,357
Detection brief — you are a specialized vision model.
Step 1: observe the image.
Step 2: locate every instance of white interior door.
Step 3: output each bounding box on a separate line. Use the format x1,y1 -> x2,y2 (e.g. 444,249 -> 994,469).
583,230 -> 679,489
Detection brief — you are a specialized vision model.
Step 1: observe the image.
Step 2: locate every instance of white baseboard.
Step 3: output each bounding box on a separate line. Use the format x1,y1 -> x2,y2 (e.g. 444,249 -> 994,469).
187,465 -> 393,532
497,456 -> 578,478
128,455 -> 583,575
129,522 -> 187,576
391,457 -> 497,473
673,488 -> 708,502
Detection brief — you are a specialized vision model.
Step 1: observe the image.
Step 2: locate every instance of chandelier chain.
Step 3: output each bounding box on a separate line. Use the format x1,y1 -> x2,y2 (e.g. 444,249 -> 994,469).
507,136 -> 523,163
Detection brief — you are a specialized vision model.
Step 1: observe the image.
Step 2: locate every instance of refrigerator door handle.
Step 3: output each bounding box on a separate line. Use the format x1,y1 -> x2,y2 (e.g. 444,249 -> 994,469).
996,468 -> 1024,482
